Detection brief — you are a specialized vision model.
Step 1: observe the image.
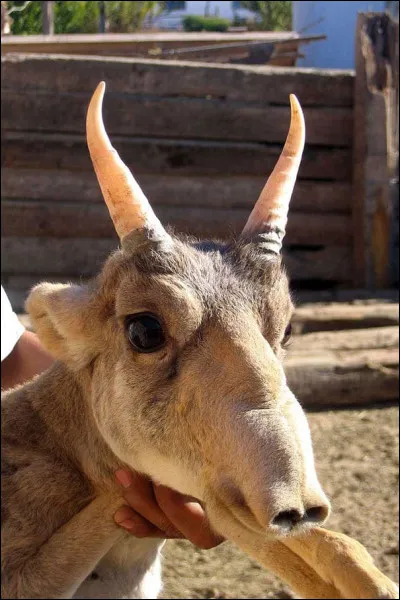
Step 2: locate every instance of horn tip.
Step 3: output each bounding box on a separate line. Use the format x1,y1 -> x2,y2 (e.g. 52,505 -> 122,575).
95,81 -> 106,98
289,93 -> 301,112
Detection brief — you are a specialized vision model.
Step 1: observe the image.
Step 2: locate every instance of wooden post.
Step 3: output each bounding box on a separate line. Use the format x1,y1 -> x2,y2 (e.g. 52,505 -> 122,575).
42,1 -> 54,35
353,12 -> 399,288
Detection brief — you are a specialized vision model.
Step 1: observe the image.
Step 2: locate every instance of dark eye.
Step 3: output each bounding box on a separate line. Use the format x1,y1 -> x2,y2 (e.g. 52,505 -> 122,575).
282,322 -> 292,346
125,313 -> 166,353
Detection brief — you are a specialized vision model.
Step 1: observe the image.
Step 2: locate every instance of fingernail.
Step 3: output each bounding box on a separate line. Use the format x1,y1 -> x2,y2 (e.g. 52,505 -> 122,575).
114,508 -> 131,523
119,519 -> 135,530
115,469 -> 132,489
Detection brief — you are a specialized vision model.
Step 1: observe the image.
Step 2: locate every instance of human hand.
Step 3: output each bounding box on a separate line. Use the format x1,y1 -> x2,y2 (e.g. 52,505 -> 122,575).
113,469 -> 224,550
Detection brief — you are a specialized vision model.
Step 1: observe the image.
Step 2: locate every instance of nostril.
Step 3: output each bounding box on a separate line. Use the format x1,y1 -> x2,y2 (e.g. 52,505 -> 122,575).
304,505 -> 329,524
272,509 -> 303,531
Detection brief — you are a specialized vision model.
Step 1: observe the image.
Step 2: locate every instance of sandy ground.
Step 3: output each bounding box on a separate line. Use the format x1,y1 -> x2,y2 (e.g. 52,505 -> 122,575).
160,405 -> 399,599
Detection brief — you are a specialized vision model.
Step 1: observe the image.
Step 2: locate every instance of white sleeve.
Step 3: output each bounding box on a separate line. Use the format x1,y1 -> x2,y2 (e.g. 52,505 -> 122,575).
1,286 -> 25,362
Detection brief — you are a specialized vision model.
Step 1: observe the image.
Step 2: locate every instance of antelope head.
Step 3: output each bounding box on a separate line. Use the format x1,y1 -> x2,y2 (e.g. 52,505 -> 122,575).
28,82 -> 330,541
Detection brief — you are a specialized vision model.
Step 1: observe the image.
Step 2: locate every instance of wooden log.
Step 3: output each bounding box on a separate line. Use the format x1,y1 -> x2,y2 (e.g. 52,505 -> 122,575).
286,347 -> 398,407
1,167 -> 352,213
290,326 -> 398,353
292,303 -> 399,333
1,53 -> 355,107
1,90 -> 353,146
1,200 -> 353,246
1,132 -> 353,182
295,288 -> 399,304
0,237 -> 352,282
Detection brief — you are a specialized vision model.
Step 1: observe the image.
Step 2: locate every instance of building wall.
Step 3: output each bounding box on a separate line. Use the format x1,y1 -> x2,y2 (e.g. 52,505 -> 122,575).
293,0 -> 387,69
157,1 -> 254,28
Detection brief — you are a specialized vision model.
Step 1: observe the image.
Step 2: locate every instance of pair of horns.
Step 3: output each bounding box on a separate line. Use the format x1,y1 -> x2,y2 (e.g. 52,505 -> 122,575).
86,82 -> 305,254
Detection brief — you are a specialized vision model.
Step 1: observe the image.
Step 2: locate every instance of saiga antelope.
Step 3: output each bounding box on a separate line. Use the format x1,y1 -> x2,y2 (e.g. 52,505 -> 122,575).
1,83 -> 398,600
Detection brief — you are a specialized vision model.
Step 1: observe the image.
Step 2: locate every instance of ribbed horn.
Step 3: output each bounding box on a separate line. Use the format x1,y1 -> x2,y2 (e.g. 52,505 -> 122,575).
86,82 -> 168,244
241,94 -> 305,254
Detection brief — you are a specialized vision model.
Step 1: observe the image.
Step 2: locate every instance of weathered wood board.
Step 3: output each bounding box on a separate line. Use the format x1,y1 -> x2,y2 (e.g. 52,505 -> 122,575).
1,53 -> 355,292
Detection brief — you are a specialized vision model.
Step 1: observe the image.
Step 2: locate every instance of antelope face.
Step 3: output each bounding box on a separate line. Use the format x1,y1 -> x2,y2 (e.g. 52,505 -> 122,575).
89,235 -> 329,540
85,83 -> 330,539
28,83 -> 330,542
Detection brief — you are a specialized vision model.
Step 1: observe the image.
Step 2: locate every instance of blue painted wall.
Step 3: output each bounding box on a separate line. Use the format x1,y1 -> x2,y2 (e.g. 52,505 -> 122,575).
293,1 -> 387,69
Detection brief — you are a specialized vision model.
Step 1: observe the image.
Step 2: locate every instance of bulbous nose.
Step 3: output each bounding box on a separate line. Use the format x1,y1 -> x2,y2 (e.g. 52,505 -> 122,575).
271,503 -> 330,533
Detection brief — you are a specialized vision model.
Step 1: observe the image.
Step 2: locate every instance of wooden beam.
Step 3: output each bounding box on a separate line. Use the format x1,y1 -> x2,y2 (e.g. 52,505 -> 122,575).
1,53 -> 354,107
1,89 -> 353,146
291,326 -> 398,353
292,303 -> 399,334
1,237 -> 352,283
1,167 -> 352,213
353,12 -> 399,288
1,132 -> 353,182
1,200 -> 353,246
286,347 -> 398,408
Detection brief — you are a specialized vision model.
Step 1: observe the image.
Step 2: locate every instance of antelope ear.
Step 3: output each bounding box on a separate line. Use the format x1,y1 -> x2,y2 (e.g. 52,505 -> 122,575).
86,82 -> 171,251
241,95 -> 305,256
26,283 -> 97,369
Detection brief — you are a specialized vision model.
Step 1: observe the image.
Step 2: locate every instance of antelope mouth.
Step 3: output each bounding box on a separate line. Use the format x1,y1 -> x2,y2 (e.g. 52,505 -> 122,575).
206,488 -> 324,542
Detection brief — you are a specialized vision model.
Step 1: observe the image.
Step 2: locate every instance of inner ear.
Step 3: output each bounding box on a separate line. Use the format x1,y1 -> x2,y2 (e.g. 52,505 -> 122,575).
26,283 -> 97,369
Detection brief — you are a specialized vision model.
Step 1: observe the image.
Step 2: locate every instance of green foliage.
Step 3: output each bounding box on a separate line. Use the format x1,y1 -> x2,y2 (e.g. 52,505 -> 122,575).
55,1 -> 98,34
239,1 -> 292,31
183,15 -> 230,33
7,1 -> 42,35
106,1 -> 162,33
6,0 -> 164,35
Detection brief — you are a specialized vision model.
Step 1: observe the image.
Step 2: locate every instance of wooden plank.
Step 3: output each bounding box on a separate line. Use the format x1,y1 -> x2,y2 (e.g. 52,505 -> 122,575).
1,53 -> 354,107
294,288 -> 399,304
1,237 -> 352,282
291,326 -> 398,353
286,347 -> 398,408
284,246 -> 352,283
1,132 -> 353,182
292,302 -> 399,333
1,90 -> 353,146
1,168 -> 352,214
1,200 -> 352,246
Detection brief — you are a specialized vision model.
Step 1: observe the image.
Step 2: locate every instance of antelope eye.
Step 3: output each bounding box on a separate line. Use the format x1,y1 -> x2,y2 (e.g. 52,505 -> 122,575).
282,322 -> 292,345
125,314 -> 166,353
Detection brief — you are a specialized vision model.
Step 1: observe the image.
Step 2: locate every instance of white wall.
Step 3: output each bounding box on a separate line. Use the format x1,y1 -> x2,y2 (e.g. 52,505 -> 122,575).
293,0 -> 387,69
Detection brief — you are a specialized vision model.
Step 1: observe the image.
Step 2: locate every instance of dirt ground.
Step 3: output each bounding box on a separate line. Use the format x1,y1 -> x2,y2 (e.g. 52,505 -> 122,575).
160,405 -> 399,599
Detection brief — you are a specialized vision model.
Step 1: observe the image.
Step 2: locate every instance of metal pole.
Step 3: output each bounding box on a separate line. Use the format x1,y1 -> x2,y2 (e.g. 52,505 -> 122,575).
42,1 -> 54,35
99,1 -> 106,33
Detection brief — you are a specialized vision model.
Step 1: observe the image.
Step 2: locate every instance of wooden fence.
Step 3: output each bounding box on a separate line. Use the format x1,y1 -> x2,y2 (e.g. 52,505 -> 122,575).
0,31 -> 325,67
1,52 -> 355,310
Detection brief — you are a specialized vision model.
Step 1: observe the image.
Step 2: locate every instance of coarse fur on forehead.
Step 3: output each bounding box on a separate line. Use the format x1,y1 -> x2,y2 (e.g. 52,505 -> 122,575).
96,233 -> 294,349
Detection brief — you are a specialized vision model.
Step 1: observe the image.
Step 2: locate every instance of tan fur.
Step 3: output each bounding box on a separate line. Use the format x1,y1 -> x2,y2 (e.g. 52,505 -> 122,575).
2,91 -> 398,599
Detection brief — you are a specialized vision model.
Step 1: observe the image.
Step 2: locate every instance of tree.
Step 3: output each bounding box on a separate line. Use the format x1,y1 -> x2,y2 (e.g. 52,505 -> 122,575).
240,1 -> 292,31
6,0 -> 165,35
105,1 -> 163,33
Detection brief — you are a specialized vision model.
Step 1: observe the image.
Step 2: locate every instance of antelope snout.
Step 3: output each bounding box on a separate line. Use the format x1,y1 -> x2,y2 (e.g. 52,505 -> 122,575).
270,499 -> 330,534
221,479 -> 331,536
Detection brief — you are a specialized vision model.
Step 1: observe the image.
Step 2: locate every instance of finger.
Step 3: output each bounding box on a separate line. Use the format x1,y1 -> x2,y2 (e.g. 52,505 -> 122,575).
114,505 -> 183,540
115,470 -> 181,538
154,484 -> 225,550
